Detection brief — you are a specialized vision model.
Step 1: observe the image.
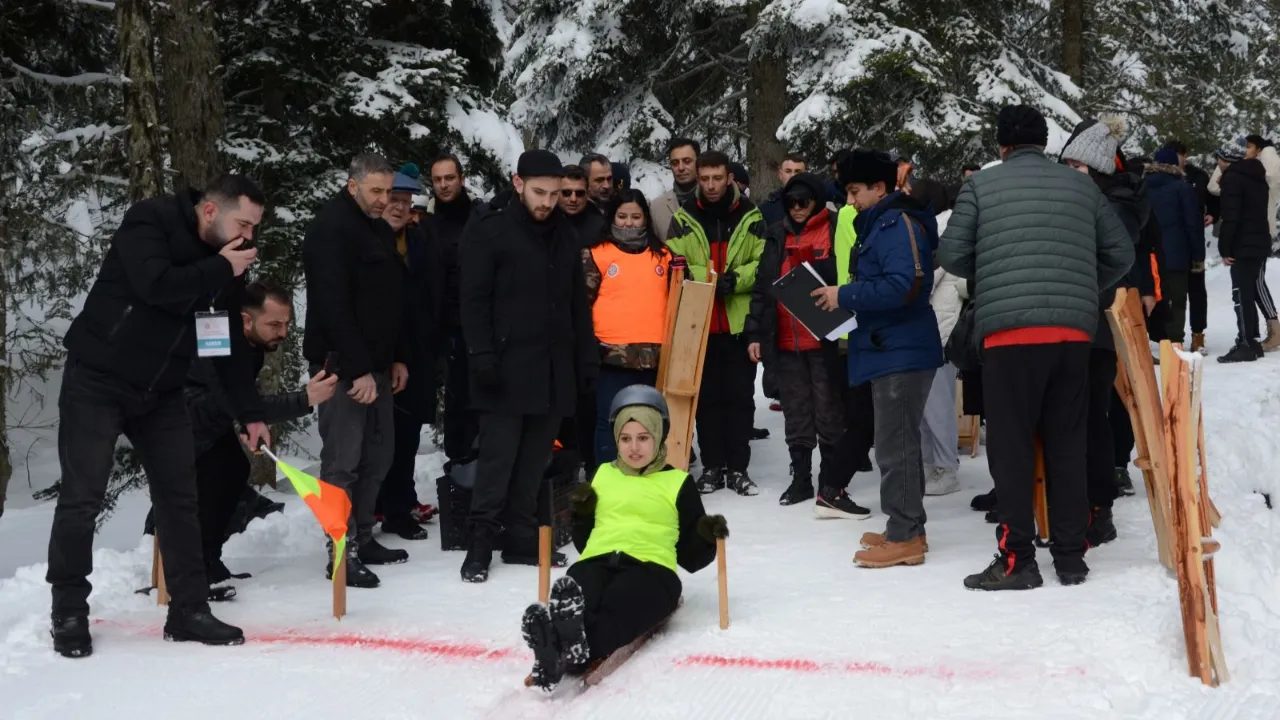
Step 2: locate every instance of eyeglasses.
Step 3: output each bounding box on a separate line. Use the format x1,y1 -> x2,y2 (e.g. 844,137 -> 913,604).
560,189 -> 587,198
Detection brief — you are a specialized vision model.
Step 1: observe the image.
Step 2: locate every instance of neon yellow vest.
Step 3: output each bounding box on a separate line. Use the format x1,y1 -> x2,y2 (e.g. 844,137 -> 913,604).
834,205 -> 859,341
578,464 -> 687,571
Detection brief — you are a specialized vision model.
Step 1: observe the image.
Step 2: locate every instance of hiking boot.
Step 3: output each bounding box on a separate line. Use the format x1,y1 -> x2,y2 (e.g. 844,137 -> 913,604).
726,470 -> 759,497
1264,319 -> 1280,352
779,447 -> 815,506
521,604 -> 564,692
750,427 -> 770,441
1114,467 -> 1136,497
51,615 -> 92,659
1086,506 -> 1117,546
1190,332 -> 1206,353
1218,341 -> 1262,363
814,486 -> 871,519
358,537 -> 409,565
548,577 -> 589,669
860,531 -> 929,552
853,535 -> 926,568
970,489 -> 998,512
696,467 -> 725,495
924,466 -> 960,496
327,540 -> 381,588
461,534 -> 494,583
963,554 -> 1044,591
163,606 -> 245,646
381,515 -> 430,541
984,508 -> 999,524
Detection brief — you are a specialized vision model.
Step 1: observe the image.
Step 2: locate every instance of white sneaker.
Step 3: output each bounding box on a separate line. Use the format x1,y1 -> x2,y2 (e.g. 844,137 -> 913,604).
924,467 -> 960,496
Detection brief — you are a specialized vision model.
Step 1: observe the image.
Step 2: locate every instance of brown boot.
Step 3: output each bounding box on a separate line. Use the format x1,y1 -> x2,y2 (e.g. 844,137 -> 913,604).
859,531 -> 929,552
1264,319 -> 1280,352
1190,333 -> 1206,353
853,536 -> 927,568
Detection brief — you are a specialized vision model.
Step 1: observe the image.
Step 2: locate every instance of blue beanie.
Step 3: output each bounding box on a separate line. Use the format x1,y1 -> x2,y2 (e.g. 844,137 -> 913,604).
392,162 -> 421,193
1215,137 -> 1247,163
1153,147 -> 1180,165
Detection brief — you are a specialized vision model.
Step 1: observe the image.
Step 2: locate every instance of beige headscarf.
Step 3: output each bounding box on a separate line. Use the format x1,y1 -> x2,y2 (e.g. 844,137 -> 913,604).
611,405 -> 668,476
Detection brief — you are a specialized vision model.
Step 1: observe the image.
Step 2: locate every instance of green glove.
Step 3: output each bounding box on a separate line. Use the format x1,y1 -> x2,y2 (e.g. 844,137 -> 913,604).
569,482 -> 597,517
1191,262 -> 1205,274
697,514 -> 729,543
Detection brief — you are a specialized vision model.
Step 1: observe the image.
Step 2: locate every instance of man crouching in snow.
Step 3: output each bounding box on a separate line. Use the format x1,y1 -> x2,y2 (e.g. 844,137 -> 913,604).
811,149 -> 944,569
519,385 -> 727,691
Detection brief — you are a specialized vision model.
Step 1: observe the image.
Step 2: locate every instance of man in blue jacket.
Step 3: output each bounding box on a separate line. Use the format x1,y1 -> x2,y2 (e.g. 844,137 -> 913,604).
1146,146 -> 1206,346
812,149 -> 943,569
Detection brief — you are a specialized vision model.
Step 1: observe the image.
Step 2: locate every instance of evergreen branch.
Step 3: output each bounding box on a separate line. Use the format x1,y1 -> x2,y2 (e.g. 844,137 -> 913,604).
66,0 -> 116,9
677,90 -> 747,136
2,58 -> 126,86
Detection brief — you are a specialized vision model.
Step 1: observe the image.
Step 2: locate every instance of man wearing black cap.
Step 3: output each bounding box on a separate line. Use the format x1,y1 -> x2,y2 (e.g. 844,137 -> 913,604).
459,149 -> 598,583
938,105 -> 1133,591
728,161 -> 751,198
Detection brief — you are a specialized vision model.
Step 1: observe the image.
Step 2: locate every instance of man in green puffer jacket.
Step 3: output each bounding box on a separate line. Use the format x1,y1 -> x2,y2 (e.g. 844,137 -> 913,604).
665,150 -> 767,498
938,105 -> 1133,593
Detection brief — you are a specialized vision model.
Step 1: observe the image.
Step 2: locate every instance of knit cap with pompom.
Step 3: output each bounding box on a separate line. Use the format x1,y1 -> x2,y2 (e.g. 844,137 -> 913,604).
1061,115 -> 1126,175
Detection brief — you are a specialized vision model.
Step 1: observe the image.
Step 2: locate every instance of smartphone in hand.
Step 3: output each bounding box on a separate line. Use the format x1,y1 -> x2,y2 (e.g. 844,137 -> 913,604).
323,351 -> 339,377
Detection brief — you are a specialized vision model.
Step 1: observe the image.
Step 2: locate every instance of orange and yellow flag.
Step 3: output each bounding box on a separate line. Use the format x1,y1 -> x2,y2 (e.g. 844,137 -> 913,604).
260,447 -> 351,584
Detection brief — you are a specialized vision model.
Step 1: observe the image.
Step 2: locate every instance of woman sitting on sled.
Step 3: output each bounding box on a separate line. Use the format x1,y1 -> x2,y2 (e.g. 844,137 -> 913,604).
521,385 -> 729,690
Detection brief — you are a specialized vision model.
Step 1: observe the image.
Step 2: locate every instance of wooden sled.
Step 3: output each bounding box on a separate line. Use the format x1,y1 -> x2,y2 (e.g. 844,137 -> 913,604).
522,604 -> 680,689
655,265 -> 717,470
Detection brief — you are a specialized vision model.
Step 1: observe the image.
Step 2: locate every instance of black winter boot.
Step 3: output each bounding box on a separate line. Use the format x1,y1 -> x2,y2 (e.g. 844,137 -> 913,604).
357,537 -> 409,565
1218,340 -> 1263,363
522,604 -> 564,691
548,577 -> 589,670
779,447 -> 815,506
726,470 -> 759,497
1114,467 -> 1136,497
327,539 -> 381,588
696,467 -> 726,495
163,606 -> 245,646
971,489 -> 998,512
963,554 -> 1044,591
1086,506 -> 1118,546
51,615 -> 92,658
460,533 -> 495,583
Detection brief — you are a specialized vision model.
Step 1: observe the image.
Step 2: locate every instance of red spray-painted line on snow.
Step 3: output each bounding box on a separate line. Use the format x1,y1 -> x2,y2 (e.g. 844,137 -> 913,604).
252,631 -> 522,661
674,654 -> 1088,681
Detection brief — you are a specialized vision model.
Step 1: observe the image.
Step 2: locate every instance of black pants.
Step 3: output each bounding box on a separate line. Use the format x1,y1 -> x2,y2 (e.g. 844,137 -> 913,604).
444,327 -> 479,462
983,343 -> 1090,573
829,349 -> 874,489
376,408 -> 422,521
469,413 -> 560,546
1111,388 -> 1134,468
1257,261 -> 1277,321
1231,259 -> 1264,344
1162,271 -> 1190,344
567,555 -> 681,661
761,360 -> 779,400
317,372 -> 395,544
1085,349 -> 1119,510
196,432 -> 251,572
48,359 -> 208,615
1189,269 -> 1207,334
696,334 -> 755,472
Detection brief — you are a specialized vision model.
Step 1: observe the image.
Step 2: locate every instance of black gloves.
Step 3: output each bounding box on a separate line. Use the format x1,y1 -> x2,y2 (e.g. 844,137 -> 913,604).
570,483 -> 597,517
715,271 -> 737,298
697,514 -> 729,543
473,355 -> 502,394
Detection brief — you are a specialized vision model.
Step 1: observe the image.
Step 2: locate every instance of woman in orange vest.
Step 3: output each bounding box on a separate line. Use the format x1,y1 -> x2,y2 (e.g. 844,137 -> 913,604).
582,189 -> 672,463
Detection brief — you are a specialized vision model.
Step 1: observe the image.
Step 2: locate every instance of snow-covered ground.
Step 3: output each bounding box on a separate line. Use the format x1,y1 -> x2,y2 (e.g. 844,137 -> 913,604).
2,264 -> 1278,719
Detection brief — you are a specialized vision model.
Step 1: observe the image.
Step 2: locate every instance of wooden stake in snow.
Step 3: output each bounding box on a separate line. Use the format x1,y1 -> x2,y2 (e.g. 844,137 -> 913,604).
152,535 -> 168,606
717,538 -> 729,631
537,526 -> 552,605
333,550 -> 346,621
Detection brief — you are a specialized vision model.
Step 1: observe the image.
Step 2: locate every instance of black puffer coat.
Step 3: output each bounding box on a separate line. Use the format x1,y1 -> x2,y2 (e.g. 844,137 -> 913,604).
1218,159 -> 1272,261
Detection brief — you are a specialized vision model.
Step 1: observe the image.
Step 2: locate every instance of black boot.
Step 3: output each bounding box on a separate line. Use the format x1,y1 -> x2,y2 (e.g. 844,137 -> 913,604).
814,485 -> 870,519
1218,340 -> 1262,363
696,467 -> 725,495
163,606 -> 245,646
1114,467 -> 1136,497
358,537 -> 409,565
381,515 -> 429,541
779,447 -> 815,506
51,615 -> 92,658
461,533 -> 494,583
1086,505 -> 1118,546
970,489 -> 998,512
726,470 -> 759,497
549,577 -> 589,671
327,540 -> 381,588
963,554 -> 1043,591
522,604 -> 564,691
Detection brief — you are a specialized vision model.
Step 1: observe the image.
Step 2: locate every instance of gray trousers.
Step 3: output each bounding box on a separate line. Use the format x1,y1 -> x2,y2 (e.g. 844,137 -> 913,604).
318,372 -> 394,544
920,363 -> 959,471
872,368 -> 935,542
776,351 -> 845,449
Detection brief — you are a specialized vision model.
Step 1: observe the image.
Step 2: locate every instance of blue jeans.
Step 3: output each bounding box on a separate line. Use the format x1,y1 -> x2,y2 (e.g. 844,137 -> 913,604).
595,367 -> 658,464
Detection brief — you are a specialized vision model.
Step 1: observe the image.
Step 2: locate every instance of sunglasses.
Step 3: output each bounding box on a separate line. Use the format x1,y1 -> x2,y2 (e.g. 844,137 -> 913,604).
785,196 -> 814,209
560,189 -> 587,198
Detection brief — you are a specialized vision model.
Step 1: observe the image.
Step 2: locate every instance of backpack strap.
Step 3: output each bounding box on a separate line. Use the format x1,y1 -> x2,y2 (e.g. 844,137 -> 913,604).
902,217 -> 926,305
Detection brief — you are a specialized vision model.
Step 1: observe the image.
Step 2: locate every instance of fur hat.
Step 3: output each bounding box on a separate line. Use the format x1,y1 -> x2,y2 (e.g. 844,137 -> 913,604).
1061,116 -> 1126,175
837,149 -> 897,192
996,105 -> 1049,148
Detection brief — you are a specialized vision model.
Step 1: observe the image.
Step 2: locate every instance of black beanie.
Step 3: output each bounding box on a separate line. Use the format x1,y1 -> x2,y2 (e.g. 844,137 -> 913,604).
997,105 -> 1049,148
837,149 -> 897,191
727,162 -> 750,187
516,149 -> 564,179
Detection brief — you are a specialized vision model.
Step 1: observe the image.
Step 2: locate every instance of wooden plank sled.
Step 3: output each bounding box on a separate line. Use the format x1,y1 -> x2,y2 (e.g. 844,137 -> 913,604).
655,265 -> 717,471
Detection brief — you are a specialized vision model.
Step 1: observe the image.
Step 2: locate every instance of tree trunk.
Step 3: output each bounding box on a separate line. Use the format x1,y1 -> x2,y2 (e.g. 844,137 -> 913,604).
157,0 -> 225,192
0,176 -> 10,517
1062,0 -> 1086,88
746,48 -> 788,200
117,0 -> 165,202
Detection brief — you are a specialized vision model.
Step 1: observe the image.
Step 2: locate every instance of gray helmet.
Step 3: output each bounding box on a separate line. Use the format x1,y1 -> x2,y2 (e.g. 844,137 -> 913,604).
607,385 -> 670,441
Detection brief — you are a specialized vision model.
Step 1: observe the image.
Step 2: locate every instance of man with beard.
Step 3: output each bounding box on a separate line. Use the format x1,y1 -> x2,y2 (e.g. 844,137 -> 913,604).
653,138 -> 701,242
303,153 -> 410,588
459,149 -> 598,583
48,174 -> 269,658
175,281 -> 338,589
579,152 -> 615,208
429,154 -> 487,469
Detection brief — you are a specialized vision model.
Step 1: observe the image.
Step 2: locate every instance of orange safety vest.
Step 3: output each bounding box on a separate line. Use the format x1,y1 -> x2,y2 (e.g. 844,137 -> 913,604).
590,243 -> 669,345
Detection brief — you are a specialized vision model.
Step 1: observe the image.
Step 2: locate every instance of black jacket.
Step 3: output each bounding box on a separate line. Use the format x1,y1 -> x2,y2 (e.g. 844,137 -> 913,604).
302,190 -> 405,379
1094,172 -> 1161,349
1184,163 -> 1219,222
744,209 -> 839,367
758,189 -> 786,228
1145,166 -> 1205,272
63,190 -> 263,420
431,192 -> 486,330
1218,159 -> 1272,260
395,222 -> 444,423
459,197 -> 598,416
566,204 -> 607,249
186,344 -> 310,457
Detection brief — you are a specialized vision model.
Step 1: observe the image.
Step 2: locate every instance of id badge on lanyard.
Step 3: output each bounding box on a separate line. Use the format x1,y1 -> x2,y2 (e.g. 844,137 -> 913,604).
195,306 -> 232,357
